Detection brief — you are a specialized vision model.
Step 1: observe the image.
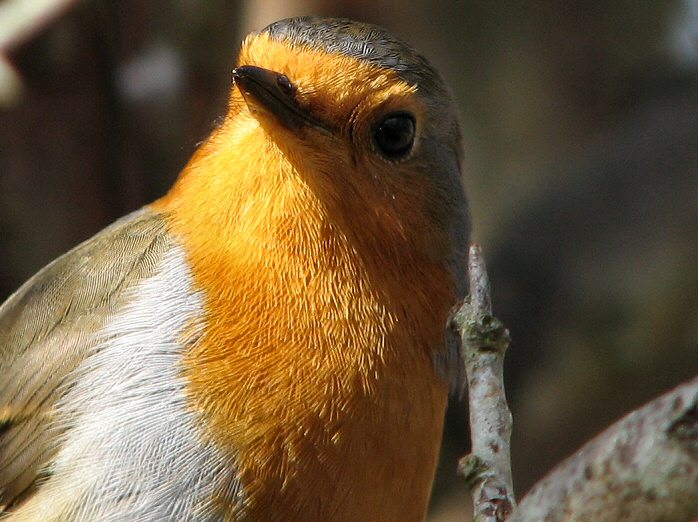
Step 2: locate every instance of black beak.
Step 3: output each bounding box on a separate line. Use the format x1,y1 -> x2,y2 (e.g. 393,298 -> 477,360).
232,65 -> 323,131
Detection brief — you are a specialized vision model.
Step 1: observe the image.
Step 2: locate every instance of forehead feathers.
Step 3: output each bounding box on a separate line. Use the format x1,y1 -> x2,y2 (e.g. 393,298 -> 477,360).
260,16 -> 444,93
237,19 -> 429,129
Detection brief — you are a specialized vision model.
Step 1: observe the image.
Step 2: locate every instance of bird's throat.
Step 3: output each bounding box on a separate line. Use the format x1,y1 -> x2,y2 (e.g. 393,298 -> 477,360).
152,123 -> 453,520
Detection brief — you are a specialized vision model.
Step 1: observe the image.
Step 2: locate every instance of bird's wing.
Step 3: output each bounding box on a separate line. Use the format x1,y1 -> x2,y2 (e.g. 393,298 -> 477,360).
0,208 -> 171,510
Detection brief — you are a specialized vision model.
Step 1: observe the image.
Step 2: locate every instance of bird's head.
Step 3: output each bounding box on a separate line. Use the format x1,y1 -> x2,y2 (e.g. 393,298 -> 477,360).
221,17 -> 469,268
163,17 -> 469,295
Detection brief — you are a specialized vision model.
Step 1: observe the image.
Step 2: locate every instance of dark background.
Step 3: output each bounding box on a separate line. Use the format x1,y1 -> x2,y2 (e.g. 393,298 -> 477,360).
1,1 -> 697,519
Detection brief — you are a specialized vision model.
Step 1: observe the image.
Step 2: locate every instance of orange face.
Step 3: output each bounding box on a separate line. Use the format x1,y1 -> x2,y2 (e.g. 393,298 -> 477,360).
167,30 -> 465,265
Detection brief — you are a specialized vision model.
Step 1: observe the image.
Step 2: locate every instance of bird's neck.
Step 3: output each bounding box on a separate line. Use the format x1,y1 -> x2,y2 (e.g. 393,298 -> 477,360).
153,122 -> 454,519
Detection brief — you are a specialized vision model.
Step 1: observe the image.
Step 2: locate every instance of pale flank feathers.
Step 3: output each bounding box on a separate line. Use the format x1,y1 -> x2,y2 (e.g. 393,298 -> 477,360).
0,209 -> 241,519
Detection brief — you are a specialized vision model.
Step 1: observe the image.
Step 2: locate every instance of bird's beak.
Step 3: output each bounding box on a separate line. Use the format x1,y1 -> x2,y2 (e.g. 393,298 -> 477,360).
232,65 -> 324,131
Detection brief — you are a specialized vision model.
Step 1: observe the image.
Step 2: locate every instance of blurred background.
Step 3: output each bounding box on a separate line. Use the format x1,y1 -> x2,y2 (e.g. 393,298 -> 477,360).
1,1 -> 697,520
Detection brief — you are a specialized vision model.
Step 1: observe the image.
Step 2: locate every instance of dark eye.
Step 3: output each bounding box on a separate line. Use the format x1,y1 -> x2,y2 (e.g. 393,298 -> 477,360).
373,113 -> 416,159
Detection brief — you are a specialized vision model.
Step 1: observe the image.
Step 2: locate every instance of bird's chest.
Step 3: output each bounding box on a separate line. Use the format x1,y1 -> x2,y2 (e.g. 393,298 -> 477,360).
184,256 -> 451,521
225,319 -> 448,522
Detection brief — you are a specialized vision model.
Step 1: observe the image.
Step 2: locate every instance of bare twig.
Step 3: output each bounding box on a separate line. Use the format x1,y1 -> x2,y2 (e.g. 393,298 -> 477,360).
509,375 -> 698,522
450,244 -> 515,522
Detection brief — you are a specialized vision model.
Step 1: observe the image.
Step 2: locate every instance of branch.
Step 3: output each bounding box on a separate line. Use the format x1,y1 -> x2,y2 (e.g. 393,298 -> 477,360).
510,375 -> 698,521
0,0 -> 80,106
450,244 -> 515,522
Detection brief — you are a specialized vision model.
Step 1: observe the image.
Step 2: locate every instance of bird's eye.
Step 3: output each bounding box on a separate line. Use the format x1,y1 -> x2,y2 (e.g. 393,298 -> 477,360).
373,113 -> 416,159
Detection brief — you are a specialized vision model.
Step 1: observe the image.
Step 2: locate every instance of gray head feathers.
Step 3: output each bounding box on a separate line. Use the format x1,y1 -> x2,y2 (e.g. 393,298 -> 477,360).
262,16 -> 443,92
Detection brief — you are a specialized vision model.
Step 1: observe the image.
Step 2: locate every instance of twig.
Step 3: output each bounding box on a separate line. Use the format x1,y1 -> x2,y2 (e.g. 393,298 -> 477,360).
0,0 -> 80,106
509,375 -> 698,522
450,244 -> 515,522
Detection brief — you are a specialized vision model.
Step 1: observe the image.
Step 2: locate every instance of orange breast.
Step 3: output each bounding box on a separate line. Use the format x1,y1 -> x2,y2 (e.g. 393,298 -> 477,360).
153,116 -> 456,521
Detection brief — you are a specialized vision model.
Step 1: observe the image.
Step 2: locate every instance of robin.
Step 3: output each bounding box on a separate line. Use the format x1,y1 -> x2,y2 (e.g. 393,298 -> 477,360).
0,16 -> 470,521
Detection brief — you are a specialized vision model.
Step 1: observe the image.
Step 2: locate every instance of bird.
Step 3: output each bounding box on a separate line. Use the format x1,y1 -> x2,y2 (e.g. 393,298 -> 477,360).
0,15 -> 470,521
